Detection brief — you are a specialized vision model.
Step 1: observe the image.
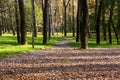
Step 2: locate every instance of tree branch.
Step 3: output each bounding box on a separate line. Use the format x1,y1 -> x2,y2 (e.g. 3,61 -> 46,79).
65,0 -> 71,8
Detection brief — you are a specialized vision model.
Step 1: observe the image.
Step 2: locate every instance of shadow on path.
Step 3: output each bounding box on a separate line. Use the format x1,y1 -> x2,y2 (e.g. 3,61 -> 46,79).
0,38 -> 120,80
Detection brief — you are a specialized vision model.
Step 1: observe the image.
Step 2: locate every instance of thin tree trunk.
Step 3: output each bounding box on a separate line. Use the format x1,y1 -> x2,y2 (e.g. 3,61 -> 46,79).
107,1 -> 115,44
31,0 -> 37,37
76,0 -> 80,42
72,0 -> 75,37
15,0 -> 21,43
48,2 -> 51,40
8,6 -> 15,36
102,0 -> 106,41
117,0 -> 120,44
63,0 -> 70,36
0,1 -> 2,36
63,1 -> 67,36
96,0 -> 102,44
111,20 -> 119,44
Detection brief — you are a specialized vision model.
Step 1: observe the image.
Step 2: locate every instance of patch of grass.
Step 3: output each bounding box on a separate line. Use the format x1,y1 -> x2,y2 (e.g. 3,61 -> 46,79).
0,34 -> 65,57
68,38 -> 120,48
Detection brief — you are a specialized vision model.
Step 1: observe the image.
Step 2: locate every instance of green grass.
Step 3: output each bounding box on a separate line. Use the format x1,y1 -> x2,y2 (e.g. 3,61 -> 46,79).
68,38 -> 120,48
0,34 -> 65,57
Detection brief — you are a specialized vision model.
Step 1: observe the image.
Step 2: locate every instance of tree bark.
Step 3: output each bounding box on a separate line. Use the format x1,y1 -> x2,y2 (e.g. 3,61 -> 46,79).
96,0 -> 103,44
117,0 -> 120,44
18,0 -> 27,45
80,0 -> 88,49
102,0 -> 106,41
42,0 -> 48,44
0,1 -> 2,36
15,0 -> 21,43
76,0 -> 81,42
72,0 -> 75,37
107,0 -> 115,44
63,1 -> 67,36
31,0 -> 37,37
48,2 -> 51,40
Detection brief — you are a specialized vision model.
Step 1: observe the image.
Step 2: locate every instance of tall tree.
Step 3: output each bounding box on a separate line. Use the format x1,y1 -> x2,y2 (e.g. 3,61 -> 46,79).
31,0 -> 37,37
76,0 -> 81,42
117,0 -> 120,44
42,0 -> 48,44
0,0 -> 2,36
14,0 -> 21,43
63,0 -> 70,36
96,0 -> 103,44
107,0 -> 115,44
18,0 -> 27,45
48,0 -> 52,40
102,0 -> 106,41
80,0 -> 89,49
72,0 -> 75,37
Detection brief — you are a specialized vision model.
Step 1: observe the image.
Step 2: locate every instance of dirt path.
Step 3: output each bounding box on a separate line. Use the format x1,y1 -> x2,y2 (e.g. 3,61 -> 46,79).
0,38 -> 120,80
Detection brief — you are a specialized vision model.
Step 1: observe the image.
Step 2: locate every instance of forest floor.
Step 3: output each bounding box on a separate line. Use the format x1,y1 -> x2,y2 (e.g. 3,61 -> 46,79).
0,38 -> 120,80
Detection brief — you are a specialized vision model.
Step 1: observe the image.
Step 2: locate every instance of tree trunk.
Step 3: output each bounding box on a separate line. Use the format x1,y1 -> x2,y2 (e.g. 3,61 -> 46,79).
80,0 -> 88,49
48,2 -> 51,40
0,1 -> 2,36
18,0 -> 27,45
15,0 -> 21,43
68,3 -> 72,33
107,0 -> 115,44
63,1 -> 67,36
42,0 -> 48,44
96,0 -> 102,44
31,0 -> 37,37
8,6 -> 15,36
76,0 -> 80,42
72,0 -> 75,37
111,20 -> 119,44
0,25 -> 2,36
117,0 -> 120,44
102,0 -> 106,41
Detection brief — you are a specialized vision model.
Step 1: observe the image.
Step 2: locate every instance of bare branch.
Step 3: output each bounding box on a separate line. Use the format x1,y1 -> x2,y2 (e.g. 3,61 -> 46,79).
65,0 -> 71,8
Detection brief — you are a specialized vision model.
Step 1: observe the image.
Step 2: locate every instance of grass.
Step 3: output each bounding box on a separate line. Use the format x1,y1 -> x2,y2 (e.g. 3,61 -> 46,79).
68,38 -> 120,48
0,33 -> 65,57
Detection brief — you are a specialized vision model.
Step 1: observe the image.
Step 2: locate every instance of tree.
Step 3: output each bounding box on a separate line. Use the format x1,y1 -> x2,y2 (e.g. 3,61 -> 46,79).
107,0 -> 115,44
48,0 -> 52,40
76,0 -> 88,49
18,0 -> 27,45
0,0 -> 2,36
14,0 -> 21,43
31,0 -> 37,38
80,0 -> 89,49
101,0 -> 107,41
96,0 -> 103,44
42,0 -> 48,44
76,0 -> 81,42
117,0 -> 120,44
72,0 -> 75,37
63,0 -> 70,36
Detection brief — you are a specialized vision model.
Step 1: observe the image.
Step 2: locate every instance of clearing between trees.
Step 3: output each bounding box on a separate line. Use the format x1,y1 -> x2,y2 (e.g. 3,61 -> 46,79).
0,38 -> 120,80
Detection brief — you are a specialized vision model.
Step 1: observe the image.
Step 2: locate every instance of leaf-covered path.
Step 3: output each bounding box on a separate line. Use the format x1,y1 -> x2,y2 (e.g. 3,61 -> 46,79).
0,38 -> 120,80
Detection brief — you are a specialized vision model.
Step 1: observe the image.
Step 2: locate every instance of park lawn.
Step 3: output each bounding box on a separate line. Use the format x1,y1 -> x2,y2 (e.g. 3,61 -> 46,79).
0,34 -> 65,57
68,38 -> 120,48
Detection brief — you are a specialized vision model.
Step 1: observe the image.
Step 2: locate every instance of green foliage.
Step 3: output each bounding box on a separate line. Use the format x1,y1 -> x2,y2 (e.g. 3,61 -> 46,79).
0,34 -> 65,57
25,0 -> 43,30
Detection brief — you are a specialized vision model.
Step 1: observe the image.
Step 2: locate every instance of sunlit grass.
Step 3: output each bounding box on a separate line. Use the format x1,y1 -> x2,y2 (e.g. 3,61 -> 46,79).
0,33 -> 65,57
68,38 -> 120,48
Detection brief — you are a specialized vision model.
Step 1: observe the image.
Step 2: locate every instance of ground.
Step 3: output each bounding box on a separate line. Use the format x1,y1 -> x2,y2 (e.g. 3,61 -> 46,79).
0,38 -> 120,80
